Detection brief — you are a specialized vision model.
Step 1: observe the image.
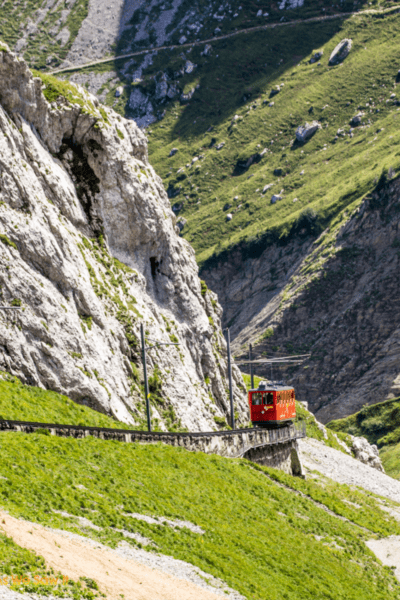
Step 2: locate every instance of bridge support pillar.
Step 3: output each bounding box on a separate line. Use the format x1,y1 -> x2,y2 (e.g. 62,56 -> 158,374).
243,440 -> 304,477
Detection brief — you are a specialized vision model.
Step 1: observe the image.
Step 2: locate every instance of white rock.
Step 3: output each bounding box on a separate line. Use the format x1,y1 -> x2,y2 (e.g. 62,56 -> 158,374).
0,47 -> 248,432
226,213 -> 233,221
271,195 -> 282,204
115,86 -> 124,98
179,35 -> 187,44
329,38 -> 352,65
295,121 -> 320,143
263,184 -> 273,193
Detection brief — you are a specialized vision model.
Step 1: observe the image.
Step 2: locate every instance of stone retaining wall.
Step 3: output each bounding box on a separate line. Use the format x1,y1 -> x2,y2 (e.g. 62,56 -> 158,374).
0,420 -> 305,475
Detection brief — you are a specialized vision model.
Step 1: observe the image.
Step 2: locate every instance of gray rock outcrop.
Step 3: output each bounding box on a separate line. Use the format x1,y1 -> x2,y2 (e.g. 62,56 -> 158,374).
0,44 -> 247,431
329,39 -> 352,66
295,121 -> 320,143
351,437 -> 384,472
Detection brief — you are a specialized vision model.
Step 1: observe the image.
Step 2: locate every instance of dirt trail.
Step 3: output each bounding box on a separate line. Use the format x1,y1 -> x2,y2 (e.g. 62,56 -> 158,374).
0,512 -> 222,600
50,5 -> 400,75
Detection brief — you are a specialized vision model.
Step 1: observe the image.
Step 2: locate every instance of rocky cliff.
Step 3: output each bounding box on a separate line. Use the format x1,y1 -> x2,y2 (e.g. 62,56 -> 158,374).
202,172 -> 400,423
0,43 -> 247,430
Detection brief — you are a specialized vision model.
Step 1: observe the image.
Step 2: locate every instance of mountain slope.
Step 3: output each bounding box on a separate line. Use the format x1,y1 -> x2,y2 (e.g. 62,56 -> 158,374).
328,397 -> 400,479
0,43 -> 247,431
2,425 -> 400,600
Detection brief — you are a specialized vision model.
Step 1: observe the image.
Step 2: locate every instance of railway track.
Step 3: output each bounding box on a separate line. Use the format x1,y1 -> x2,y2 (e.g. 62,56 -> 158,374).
0,419 -> 306,460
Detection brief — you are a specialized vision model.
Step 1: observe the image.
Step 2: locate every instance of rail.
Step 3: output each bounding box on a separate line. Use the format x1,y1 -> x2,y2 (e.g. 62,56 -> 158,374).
0,418 -> 306,458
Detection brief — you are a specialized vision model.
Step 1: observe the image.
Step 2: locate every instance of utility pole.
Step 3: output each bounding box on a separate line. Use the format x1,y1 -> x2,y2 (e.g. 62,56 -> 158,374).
225,328 -> 235,430
249,343 -> 254,389
140,323 -> 151,432
140,323 -> 180,432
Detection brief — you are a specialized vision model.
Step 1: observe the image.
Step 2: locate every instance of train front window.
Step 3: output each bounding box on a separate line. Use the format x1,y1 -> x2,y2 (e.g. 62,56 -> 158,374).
263,393 -> 274,405
252,393 -> 262,405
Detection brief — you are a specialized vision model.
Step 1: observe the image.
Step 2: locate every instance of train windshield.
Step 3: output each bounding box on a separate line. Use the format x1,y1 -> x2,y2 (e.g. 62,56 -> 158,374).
252,393 -> 262,405
263,392 -> 274,405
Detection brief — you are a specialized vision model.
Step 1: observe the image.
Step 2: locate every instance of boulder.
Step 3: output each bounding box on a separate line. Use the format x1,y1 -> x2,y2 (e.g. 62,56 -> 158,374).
215,142 -> 225,150
328,39 -> 352,66
263,183 -> 273,193
185,60 -> 196,74
115,86 -> 124,98
201,44 -> 212,56
179,35 -> 187,44
269,86 -> 281,98
271,194 -> 282,204
177,217 -> 187,231
310,50 -> 323,64
223,203 -> 232,211
169,148 -> 178,157
350,112 -> 363,127
226,213 -> 233,221
351,436 -> 384,472
274,167 -> 283,176
295,121 -> 320,143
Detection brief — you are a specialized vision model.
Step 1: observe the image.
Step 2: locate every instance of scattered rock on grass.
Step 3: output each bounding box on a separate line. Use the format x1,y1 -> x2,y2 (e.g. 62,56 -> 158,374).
269,86 -> 281,98
215,142 -> 225,150
328,39 -> 352,66
169,148 -> 178,157
295,121 -> 320,143
271,194 -> 282,204
201,44 -> 212,56
350,113 -> 363,127
226,213 -> 233,221
263,184 -> 273,193
179,35 -> 187,44
223,203 -> 232,211
274,167 -> 283,176
115,86 -> 124,98
310,50 -> 323,64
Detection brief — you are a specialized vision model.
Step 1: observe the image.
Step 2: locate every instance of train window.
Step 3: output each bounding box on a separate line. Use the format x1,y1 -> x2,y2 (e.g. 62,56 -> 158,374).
263,392 -> 274,405
252,393 -> 262,405
277,393 -> 281,404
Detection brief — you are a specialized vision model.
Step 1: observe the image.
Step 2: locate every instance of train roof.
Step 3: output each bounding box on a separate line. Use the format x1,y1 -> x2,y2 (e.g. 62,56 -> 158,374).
250,385 -> 294,392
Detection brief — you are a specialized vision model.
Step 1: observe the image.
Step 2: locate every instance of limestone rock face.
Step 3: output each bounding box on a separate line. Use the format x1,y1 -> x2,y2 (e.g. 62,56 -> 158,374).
0,45 -> 247,430
201,175 -> 400,425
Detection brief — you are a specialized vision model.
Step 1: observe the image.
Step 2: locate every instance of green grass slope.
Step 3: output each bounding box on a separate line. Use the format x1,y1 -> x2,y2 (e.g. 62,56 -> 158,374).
2,432 -> 400,600
0,373 -> 399,598
0,371 -> 130,428
128,9 -> 400,267
328,397 -> 400,479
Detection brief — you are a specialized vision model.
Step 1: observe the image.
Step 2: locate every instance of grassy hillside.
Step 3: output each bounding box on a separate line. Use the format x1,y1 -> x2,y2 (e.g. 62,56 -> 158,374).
328,397 -> 400,479
0,371 -> 398,598
2,429 -> 400,599
0,371 -> 130,428
112,8 -> 400,267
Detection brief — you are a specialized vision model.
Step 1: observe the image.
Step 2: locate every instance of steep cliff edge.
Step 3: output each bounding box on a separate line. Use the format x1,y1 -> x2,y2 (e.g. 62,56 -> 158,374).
0,43 -> 247,430
202,173 -> 400,423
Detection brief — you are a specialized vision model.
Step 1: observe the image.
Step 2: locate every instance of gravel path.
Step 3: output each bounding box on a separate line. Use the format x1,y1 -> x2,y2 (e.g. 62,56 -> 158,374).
299,438 -> 400,503
0,512 -> 244,600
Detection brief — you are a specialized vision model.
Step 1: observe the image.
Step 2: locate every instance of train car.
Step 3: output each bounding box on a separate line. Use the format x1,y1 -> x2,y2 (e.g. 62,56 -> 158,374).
248,381 -> 296,427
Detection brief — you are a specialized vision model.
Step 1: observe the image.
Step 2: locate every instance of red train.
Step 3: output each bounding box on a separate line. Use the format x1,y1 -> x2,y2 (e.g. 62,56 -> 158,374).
248,381 -> 296,427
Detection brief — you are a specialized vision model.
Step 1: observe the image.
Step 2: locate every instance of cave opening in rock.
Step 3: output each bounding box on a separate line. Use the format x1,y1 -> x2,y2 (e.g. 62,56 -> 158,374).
150,256 -> 159,279
57,137 -> 102,235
